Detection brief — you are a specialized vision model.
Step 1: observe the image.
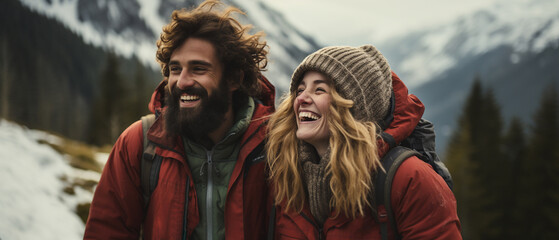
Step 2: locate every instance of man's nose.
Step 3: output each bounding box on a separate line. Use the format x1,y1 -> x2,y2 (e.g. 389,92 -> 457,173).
176,70 -> 196,90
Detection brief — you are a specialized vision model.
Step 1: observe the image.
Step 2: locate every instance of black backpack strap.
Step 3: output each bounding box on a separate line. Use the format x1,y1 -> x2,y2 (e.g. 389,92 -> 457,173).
140,114 -> 161,209
182,177 -> 191,240
267,204 -> 277,240
375,146 -> 421,240
380,132 -> 397,149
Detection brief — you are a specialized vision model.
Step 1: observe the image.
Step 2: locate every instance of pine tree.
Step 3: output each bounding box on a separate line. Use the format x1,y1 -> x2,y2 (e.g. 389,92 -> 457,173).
501,117 -> 527,240
445,77 -> 506,239
475,88 -> 505,240
524,85 -> 559,239
130,58 -> 151,120
445,124 -> 474,239
89,53 -> 127,145
446,77 -> 485,239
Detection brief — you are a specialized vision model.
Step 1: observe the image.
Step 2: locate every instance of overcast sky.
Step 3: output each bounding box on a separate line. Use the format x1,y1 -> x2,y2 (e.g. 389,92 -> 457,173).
261,0 -> 503,46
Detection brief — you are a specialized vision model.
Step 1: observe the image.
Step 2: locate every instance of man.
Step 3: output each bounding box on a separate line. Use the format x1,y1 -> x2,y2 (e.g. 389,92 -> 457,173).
84,1 -> 275,239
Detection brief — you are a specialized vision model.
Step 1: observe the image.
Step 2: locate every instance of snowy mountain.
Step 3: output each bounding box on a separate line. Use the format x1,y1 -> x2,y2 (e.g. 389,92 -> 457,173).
0,119 -> 106,240
18,0 -> 321,94
376,0 -> 559,151
12,0 -> 559,149
2,1 -> 558,238
379,0 -> 559,89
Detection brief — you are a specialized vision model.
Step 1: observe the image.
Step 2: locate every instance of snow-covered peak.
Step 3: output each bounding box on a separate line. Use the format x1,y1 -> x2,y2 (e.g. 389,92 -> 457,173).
381,0 -> 559,88
235,0 -> 316,53
18,0 -> 320,94
452,0 -> 559,54
19,0 -> 155,64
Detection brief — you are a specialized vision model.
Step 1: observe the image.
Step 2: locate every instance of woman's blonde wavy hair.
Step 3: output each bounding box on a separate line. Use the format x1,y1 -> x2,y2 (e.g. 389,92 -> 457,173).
267,83 -> 383,219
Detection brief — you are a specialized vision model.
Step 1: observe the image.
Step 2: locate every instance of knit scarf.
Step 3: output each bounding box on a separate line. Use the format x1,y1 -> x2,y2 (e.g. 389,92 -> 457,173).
299,142 -> 333,226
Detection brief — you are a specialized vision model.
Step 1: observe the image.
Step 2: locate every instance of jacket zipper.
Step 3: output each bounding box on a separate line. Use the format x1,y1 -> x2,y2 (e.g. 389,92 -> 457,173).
205,131 -> 235,240
206,149 -> 215,240
182,177 -> 190,240
301,212 -> 324,240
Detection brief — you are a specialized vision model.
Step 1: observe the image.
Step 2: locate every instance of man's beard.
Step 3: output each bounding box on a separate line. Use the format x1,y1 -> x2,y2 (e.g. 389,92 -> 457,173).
164,79 -> 231,140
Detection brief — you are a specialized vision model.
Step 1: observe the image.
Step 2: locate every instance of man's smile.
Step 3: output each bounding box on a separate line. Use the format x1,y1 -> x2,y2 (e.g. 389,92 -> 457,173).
180,93 -> 202,107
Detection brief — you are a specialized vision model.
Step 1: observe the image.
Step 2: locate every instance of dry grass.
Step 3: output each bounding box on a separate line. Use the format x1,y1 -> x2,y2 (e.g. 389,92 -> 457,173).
35,134 -> 112,224
76,203 -> 91,224
37,138 -> 105,173
58,174 -> 100,224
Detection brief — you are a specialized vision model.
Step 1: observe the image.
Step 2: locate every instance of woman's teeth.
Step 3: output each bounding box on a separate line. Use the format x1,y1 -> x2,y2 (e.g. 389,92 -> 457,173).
299,112 -> 320,121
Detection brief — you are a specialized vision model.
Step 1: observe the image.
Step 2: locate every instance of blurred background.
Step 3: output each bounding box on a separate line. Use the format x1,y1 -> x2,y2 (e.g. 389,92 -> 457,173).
1,0 -> 558,239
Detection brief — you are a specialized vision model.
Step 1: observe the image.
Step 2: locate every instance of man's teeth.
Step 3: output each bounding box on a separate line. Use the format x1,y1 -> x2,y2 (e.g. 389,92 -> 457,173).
299,112 -> 320,121
180,95 -> 200,101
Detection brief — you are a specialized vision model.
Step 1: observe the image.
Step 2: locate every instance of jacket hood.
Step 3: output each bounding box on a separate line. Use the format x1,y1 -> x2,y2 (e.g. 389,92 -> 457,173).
148,74 -> 276,115
377,72 -> 425,157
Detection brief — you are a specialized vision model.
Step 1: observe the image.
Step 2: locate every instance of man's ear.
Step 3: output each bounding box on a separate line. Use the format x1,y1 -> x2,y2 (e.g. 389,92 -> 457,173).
229,71 -> 243,91
164,78 -> 172,95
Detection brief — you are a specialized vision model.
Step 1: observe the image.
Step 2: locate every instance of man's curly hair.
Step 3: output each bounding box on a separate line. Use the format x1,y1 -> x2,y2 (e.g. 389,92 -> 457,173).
156,0 -> 268,97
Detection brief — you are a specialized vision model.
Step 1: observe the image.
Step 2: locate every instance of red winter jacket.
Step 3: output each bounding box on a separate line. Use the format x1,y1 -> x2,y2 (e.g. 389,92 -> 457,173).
84,76 -> 276,239
272,73 -> 462,240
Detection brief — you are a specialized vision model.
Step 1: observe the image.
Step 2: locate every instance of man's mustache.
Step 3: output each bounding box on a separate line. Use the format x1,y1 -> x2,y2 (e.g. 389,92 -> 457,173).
171,85 -> 208,98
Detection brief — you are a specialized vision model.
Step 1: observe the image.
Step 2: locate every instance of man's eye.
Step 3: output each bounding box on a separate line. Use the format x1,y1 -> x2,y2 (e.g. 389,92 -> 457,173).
192,66 -> 208,73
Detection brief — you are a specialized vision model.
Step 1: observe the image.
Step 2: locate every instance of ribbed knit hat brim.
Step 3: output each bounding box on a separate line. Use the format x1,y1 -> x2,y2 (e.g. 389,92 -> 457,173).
291,45 -> 392,123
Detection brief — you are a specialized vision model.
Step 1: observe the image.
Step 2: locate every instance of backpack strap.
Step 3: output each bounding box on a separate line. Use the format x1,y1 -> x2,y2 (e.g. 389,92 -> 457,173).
140,114 -> 162,209
267,204 -> 277,240
375,146 -> 421,240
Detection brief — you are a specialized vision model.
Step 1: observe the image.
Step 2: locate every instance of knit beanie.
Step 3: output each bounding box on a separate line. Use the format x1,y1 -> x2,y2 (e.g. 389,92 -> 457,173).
291,45 -> 392,123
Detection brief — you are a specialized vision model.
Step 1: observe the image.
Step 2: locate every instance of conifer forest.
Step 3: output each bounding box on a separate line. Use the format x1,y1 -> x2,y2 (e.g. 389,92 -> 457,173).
446,78 -> 559,239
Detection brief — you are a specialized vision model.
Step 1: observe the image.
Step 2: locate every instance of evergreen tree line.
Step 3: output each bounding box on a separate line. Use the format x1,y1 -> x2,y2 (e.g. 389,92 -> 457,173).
445,77 -> 559,239
0,0 -> 158,145
88,53 -> 155,146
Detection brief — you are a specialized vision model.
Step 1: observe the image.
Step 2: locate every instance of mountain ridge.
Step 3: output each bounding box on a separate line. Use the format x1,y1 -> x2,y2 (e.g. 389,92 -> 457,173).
374,0 -> 559,151
379,0 -> 559,89
11,0 -> 559,152
18,0 -> 321,93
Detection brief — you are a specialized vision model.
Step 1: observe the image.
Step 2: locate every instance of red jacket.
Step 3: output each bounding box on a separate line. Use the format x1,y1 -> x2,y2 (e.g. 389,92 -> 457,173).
84,76 -> 276,239
272,73 -> 462,240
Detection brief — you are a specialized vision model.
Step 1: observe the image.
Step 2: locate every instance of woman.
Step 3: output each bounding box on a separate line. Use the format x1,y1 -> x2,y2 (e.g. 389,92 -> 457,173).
266,45 -> 461,239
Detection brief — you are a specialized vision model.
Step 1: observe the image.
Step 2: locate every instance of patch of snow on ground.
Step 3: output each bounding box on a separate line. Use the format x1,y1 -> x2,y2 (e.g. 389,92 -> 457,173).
0,119 -> 94,240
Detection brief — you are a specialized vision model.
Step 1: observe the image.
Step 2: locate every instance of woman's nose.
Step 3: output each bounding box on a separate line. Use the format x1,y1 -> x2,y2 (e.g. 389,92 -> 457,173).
296,91 -> 312,105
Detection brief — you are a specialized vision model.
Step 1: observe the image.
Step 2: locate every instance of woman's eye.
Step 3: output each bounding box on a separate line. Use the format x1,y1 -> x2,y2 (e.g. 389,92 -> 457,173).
316,87 -> 326,93
296,88 -> 304,95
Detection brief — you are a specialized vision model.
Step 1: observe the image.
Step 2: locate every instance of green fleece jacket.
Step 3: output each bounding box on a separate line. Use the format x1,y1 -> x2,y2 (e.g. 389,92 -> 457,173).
182,97 -> 255,240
